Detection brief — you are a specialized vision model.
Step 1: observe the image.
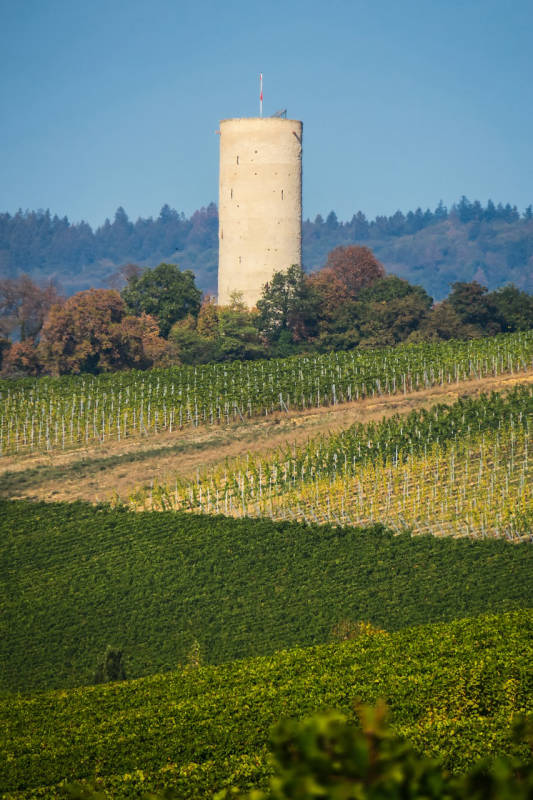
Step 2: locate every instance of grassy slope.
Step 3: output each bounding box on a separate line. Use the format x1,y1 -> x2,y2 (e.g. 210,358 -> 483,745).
1,499 -> 532,694
1,611 -> 531,798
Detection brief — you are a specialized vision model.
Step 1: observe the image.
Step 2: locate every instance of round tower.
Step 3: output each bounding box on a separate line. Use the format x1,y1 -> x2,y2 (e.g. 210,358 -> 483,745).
218,116 -> 303,307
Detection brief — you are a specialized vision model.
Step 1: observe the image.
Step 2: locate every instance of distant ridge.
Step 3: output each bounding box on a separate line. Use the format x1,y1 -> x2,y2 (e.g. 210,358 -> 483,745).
1,197 -> 531,299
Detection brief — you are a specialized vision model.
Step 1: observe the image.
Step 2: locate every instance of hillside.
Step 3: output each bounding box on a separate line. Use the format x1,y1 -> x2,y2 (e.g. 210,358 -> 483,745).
2,332 -> 531,459
1,199 -> 532,298
1,332 -> 532,800
135,384 -> 533,540
2,367 -> 531,505
1,611 -> 531,798
1,499 -> 532,694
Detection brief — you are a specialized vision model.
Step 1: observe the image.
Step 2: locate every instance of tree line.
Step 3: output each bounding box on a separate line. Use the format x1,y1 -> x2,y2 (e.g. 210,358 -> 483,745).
1,245 -> 532,377
1,197 -> 532,299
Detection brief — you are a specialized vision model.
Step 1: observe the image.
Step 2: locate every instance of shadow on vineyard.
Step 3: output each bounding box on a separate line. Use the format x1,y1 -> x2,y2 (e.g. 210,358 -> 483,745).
1,500 -> 532,694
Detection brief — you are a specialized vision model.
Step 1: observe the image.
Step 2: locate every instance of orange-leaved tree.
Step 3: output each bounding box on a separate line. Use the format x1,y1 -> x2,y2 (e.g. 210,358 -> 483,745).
39,289 -> 167,375
309,245 -> 386,315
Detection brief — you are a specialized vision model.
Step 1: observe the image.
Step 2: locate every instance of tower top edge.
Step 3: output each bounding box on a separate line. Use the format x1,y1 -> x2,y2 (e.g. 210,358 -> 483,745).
220,117 -> 302,125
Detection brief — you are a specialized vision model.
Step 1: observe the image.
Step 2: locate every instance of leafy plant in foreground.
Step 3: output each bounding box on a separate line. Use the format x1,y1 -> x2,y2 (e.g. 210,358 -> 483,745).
227,705 -> 533,800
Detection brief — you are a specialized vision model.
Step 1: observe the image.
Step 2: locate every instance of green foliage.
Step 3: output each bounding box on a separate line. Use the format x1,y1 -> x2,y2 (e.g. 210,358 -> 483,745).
256,264 -> 319,346
122,263 -> 202,338
448,282 -> 497,332
216,303 -> 264,362
490,285 -> 533,333
229,706 -> 533,800
1,612 -> 531,797
1,500 -> 532,694
330,620 -> 387,642
168,315 -> 218,364
94,646 -> 127,684
171,295 -> 265,364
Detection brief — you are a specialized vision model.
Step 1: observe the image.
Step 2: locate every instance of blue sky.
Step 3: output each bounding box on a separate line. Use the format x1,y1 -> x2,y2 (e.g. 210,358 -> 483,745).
1,0 -> 532,227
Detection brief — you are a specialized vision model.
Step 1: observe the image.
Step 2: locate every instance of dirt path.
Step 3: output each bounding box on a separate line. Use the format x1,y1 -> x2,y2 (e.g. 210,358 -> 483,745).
2,369 -> 532,503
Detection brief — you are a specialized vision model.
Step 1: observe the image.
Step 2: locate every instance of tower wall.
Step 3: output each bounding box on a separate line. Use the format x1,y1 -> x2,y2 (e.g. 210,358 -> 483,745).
218,117 -> 303,307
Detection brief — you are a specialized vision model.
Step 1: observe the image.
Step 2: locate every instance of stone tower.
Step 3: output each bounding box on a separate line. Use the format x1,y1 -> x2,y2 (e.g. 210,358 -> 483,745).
218,116 -> 303,307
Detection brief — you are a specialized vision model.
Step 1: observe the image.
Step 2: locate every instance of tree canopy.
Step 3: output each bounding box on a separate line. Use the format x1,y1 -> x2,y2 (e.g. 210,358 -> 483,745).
38,289 -> 166,375
121,262 -> 202,338
256,264 -> 319,351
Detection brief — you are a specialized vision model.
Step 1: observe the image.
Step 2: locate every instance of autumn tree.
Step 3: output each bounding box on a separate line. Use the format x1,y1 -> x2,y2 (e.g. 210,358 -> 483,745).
121,262 -> 202,337
117,312 -> 168,369
0,274 -> 63,342
1,340 -> 43,376
196,295 -> 219,339
316,245 -> 385,304
39,289 -> 166,375
308,246 -> 386,348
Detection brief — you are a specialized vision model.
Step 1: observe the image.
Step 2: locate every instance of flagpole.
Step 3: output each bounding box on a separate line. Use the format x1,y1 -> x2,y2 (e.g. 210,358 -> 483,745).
260,73 -> 263,117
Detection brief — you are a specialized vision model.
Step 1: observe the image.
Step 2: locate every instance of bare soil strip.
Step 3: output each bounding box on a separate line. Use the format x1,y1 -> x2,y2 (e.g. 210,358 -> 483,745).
2,370 -> 532,504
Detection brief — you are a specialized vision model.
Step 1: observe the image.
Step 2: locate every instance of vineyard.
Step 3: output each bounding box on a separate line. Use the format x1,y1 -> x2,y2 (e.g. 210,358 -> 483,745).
1,499 -> 531,694
1,611 -> 531,799
130,386 -> 533,540
1,331 -> 532,456
1,331 -> 532,800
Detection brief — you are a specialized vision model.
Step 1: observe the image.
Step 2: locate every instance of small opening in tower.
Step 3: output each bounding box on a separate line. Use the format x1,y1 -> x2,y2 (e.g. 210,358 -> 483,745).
236,155 -> 239,164
230,188 -> 233,199
281,189 -> 284,200
239,256 -> 242,263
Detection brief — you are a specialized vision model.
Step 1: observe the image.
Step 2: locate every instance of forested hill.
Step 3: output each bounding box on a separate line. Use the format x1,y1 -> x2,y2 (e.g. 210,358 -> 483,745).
1,197 -> 532,299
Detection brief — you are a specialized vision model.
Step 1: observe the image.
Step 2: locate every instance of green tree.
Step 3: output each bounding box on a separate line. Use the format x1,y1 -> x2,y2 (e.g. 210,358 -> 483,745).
121,263 -> 202,338
256,264 -> 318,349
168,315 -> 218,365
169,294 -> 266,364
448,281 -> 499,333
217,292 -> 264,361
408,301 -> 479,342
94,646 -> 126,684
488,285 -> 533,332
